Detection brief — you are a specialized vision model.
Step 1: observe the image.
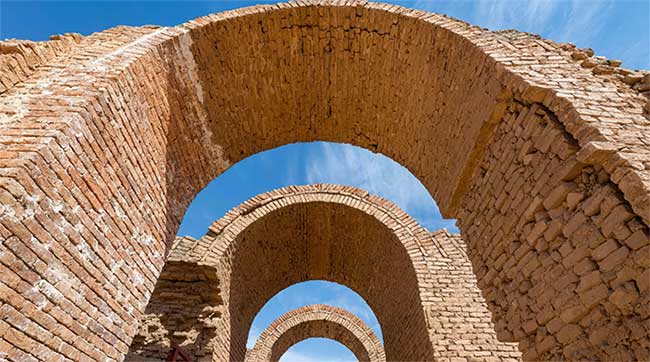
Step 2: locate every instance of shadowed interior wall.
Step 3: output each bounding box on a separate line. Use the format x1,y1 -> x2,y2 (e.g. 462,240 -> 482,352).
0,1 -> 648,361
125,262 -> 221,361
223,201 -> 426,360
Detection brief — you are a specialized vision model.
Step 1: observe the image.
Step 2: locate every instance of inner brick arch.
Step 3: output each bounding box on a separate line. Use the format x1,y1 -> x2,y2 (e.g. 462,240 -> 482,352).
131,184 -> 519,361
1,1 -> 649,361
168,184 -> 442,361
243,278 -> 384,348
245,304 -> 385,362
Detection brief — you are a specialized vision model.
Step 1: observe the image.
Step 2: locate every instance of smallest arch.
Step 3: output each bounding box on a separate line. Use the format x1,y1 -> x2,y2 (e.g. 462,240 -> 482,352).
245,304 -> 386,362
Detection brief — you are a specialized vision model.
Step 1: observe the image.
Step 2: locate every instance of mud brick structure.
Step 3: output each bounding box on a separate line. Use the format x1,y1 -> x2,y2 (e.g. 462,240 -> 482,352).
245,304 -> 385,362
125,185 -> 520,361
0,0 -> 649,361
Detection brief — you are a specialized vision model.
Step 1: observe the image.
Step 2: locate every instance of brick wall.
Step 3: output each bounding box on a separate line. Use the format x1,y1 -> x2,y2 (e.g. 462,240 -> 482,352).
457,100 -> 650,360
0,33 -> 82,94
125,261 -> 221,361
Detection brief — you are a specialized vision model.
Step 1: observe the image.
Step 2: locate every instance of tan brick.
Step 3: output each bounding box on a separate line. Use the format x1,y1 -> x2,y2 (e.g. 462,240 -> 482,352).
556,324 -> 583,344
598,246 -> 630,272
592,239 -> 620,261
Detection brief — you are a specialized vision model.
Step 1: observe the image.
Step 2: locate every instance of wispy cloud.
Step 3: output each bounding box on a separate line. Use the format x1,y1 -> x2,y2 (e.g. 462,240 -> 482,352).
246,325 -> 261,349
545,1 -> 613,46
409,0 -> 647,69
317,284 -> 382,339
280,349 -> 322,362
471,0 -> 562,32
304,142 -> 457,232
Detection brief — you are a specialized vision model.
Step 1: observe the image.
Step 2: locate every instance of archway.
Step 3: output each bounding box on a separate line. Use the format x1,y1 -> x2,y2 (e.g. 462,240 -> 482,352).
127,184 -> 519,361
0,1 -> 648,361
246,304 -> 385,362
245,280 -> 383,349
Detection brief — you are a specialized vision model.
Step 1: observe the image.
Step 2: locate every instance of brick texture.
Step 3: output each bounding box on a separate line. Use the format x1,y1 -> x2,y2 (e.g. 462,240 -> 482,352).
0,1 -> 648,361
0,33 -> 83,94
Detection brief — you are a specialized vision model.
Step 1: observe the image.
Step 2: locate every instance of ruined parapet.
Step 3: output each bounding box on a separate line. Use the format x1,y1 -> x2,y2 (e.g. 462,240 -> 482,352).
0,33 -> 83,93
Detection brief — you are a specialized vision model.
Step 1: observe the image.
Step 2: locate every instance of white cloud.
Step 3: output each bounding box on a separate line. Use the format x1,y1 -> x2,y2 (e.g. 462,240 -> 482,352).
548,1 -> 613,46
305,142 -> 429,211
414,0 -> 617,52
246,325 -> 261,349
473,0 -> 563,32
323,294 -> 382,339
303,142 -> 456,232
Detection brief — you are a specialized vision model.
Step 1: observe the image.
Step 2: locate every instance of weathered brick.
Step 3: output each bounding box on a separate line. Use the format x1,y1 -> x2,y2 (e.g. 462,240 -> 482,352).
598,246 -> 630,272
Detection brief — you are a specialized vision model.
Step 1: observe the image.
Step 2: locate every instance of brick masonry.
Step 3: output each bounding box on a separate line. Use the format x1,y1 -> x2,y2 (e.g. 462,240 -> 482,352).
0,0 -> 648,361
245,304 -> 385,362
126,185 -> 520,361
0,33 -> 83,94
124,261 -> 221,361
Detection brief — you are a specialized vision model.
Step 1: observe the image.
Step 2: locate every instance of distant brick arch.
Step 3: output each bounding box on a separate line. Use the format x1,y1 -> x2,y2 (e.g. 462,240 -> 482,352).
1,0 -> 648,361
245,304 -> 385,362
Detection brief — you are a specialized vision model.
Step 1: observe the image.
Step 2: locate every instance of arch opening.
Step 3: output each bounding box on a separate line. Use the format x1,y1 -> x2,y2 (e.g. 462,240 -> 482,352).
177,141 -> 457,240
223,197 -> 430,360
246,280 -> 383,349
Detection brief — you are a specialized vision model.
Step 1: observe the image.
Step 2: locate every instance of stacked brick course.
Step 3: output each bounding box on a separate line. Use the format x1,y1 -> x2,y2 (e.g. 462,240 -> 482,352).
245,304 -> 385,362
0,1 -> 648,361
0,33 -> 83,94
125,262 -> 221,361
458,101 -> 650,360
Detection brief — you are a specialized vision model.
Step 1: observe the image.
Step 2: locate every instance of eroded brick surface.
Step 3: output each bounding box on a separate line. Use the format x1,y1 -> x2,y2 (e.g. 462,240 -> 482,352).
125,262 -> 221,361
0,33 -> 83,94
458,101 -> 650,361
0,1 -> 648,361
245,304 -> 385,362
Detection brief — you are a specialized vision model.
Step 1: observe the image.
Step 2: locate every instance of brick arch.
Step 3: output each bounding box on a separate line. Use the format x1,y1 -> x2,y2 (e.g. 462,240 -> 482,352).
127,184 -> 519,361
1,1 -> 648,361
162,184 -> 507,361
245,304 -> 385,362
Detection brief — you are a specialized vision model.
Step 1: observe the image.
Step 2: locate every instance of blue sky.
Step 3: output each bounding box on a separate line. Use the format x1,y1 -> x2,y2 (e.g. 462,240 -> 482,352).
2,1 -> 647,360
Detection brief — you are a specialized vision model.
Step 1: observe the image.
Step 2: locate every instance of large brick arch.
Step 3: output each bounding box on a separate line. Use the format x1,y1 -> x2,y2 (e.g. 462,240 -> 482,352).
0,1 -> 648,361
245,304 -> 385,362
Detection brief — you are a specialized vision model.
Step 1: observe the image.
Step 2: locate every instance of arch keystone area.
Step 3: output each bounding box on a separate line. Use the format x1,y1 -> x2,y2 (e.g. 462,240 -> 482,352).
245,304 -> 385,362
0,1 -> 649,361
